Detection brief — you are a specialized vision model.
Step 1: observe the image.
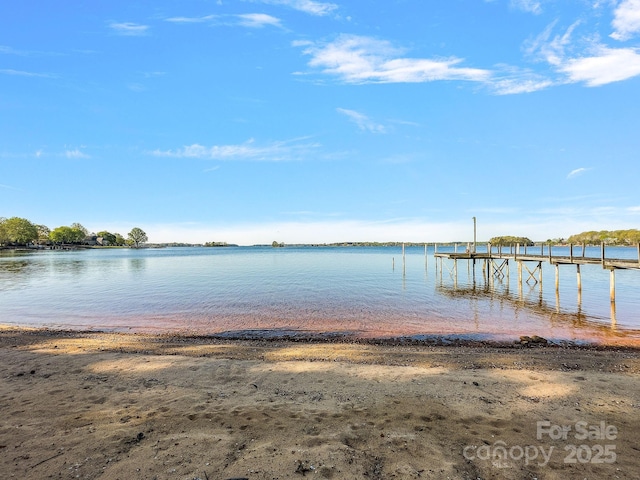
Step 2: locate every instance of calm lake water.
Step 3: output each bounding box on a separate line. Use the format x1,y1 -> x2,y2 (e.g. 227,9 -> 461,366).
1,246 -> 639,345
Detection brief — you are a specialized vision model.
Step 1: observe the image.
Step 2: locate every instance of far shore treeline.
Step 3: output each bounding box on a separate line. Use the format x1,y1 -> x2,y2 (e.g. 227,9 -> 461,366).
0,217 -> 148,248
1,216 -> 639,249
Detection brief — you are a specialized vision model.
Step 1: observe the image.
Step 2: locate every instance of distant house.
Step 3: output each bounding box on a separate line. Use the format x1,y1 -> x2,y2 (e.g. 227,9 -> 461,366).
83,235 -> 98,246
96,236 -> 110,246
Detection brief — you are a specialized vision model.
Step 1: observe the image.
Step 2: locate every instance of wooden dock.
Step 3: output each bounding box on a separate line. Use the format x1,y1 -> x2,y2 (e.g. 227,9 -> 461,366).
433,242 -> 640,303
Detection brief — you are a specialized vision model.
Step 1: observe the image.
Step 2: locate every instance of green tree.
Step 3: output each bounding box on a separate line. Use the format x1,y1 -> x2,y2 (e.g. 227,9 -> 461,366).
114,233 -> 126,246
36,225 -> 51,244
0,218 -> 7,246
1,217 -> 39,245
97,231 -> 117,246
128,227 -> 148,248
71,223 -> 88,236
49,225 -> 86,244
489,236 -> 534,246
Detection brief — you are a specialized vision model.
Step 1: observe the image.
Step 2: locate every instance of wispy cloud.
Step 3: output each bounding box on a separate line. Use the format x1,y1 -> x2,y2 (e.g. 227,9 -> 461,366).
236,13 -> 282,28
560,46 -> 640,86
336,108 -> 386,133
151,138 -> 320,161
109,22 -> 150,36
611,0 -> 640,41
0,68 -> 55,78
525,20 -> 581,66
567,167 -> 591,179
0,45 -> 28,55
166,13 -> 282,29
251,0 -> 338,16
65,149 -> 90,159
166,15 -> 218,23
510,0 -> 543,15
296,34 -> 491,84
490,67 -> 554,94
526,20 -> 640,87
0,183 -> 20,191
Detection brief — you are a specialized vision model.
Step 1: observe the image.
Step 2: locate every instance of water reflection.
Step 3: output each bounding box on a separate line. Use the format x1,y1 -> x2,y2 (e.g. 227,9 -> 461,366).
128,258 -> 146,272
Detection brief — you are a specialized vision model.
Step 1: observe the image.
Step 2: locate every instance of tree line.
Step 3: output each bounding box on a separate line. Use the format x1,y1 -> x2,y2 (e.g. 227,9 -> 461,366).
0,217 -> 148,248
566,229 -> 640,246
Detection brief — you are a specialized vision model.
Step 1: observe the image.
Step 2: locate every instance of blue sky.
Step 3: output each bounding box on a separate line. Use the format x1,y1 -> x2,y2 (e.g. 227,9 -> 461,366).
2,0 -> 640,245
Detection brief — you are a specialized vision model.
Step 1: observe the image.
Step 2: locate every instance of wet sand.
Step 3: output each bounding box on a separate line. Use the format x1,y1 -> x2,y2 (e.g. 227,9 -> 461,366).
1,327 -> 639,479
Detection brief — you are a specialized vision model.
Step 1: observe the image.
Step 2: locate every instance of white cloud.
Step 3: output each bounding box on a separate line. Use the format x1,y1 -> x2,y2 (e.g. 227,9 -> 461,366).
166,13 -> 282,29
166,15 -> 218,23
297,34 -> 491,84
253,0 -> 338,16
510,0 -> 543,15
236,13 -> 282,28
109,22 -> 150,36
490,67 -> 554,94
611,0 -> 640,41
567,167 -> 591,179
336,108 -> 386,133
65,149 -> 90,159
560,46 -> 640,86
525,20 -> 581,66
151,138 -> 319,161
0,68 -> 54,78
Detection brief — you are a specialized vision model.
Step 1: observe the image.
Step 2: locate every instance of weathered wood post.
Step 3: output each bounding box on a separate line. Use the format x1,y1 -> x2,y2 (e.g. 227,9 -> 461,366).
577,265 -> 582,310
538,261 -> 543,286
582,242 -> 586,258
610,268 -> 616,303
570,244 -> 573,263
555,264 -> 560,293
424,243 -> 428,272
402,242 -> 406,273
601,242 -> 606,267
576,264 -> 582,292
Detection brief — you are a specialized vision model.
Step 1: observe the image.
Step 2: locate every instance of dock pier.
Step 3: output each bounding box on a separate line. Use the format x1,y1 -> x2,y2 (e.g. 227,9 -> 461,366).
434,242 -> 640,305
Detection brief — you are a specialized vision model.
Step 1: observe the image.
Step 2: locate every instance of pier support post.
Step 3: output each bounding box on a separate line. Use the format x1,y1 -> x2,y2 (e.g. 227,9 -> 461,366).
539,261 -> 543,286
517,261 -> 522,286
610,268 -> 616,303
555,264 -> 559,293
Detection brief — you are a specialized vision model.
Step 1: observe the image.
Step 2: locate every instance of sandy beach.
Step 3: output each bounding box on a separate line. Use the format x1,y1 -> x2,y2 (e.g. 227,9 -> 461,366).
1,328 -> 639,479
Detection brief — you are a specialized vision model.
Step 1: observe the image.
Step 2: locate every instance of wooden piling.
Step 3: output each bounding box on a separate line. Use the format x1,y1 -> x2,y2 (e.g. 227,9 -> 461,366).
576,264 -> 582,292
610,268 -> 616,303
